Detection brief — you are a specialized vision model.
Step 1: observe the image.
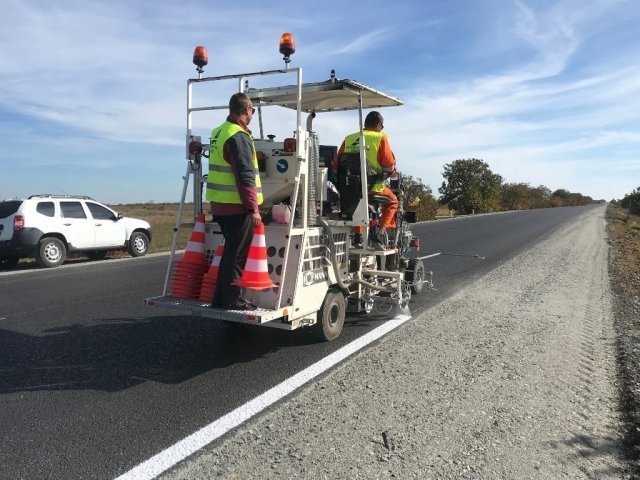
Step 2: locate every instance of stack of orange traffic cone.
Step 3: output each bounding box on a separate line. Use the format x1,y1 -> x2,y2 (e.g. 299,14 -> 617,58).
170,212 -> 209,299
233,222 -> 276,290
198,240 -> 224,302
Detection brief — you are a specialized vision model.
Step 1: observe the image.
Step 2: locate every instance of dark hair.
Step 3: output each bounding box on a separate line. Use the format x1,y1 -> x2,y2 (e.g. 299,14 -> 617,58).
229,92 -> 252,115
364,111 -> 384,128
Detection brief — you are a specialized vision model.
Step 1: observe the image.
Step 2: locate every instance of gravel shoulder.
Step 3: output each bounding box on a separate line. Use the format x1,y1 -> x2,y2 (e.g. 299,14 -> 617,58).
161,206 -> 627,479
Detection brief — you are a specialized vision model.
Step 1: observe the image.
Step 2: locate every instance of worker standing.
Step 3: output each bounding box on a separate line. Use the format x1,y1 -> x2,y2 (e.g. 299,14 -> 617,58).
207,92 -> 263,310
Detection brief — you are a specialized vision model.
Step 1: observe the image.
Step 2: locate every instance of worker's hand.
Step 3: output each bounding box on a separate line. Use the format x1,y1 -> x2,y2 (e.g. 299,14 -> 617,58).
251,212 -> 262,226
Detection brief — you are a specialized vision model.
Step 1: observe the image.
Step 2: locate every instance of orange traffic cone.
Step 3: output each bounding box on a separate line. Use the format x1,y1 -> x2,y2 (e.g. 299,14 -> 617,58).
170,212 -> 209,299
199,240 -> 224,302
233,222 -> 276,290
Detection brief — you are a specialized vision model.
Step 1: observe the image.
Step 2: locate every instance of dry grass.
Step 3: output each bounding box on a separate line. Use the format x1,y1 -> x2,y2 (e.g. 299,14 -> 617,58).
607,205 -> 640,299
435,205 -> 454,217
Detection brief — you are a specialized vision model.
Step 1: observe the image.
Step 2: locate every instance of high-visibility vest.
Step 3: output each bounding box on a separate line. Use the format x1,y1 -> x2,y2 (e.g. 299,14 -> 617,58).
343,130 -> 385,193
206,121 -> 263,204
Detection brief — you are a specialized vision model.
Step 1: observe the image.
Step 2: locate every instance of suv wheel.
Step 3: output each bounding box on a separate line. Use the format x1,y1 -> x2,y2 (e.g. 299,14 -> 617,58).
36,237 -> 67,268
128,232 -> 149,257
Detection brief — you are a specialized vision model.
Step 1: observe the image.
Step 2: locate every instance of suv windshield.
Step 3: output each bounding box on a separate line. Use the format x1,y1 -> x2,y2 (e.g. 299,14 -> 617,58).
0,201 -> 23,219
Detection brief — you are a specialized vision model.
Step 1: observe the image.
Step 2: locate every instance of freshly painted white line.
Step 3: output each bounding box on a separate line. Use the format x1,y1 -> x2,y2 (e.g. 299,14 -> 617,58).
0,252 -> 174,276
115,313 -> 412,480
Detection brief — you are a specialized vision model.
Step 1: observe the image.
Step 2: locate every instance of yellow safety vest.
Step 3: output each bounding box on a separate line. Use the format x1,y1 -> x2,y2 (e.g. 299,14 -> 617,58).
207,121 -> 263,204
343,130 -> 386,193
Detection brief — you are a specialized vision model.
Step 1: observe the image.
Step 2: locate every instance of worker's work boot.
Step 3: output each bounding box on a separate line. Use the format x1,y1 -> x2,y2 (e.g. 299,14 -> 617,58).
374,230 -> 389,250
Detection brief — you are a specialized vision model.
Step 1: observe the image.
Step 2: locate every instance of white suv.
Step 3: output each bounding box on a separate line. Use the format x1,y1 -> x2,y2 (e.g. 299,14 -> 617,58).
0,195 -> 152,269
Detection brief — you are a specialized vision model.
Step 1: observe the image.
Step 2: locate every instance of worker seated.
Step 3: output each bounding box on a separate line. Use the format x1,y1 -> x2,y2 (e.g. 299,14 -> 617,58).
332,111 -> 399,243
333,153 -> 398,247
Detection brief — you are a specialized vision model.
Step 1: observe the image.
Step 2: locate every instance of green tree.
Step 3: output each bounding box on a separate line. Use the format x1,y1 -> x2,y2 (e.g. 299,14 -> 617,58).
550,189 -> 593,207
621,186 -> 640,213
501,182 -> 533,211
529,185 -> 552,209
501,183 -> 554,210
550,188 -> 571,207
438,158 -> 503,214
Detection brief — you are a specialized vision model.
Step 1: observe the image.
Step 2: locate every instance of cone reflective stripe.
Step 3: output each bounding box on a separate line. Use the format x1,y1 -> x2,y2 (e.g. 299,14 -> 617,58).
182,215 -> 206,263
170,212 -> 209,299
198,240 -> 224,302
233,222 -> 276,290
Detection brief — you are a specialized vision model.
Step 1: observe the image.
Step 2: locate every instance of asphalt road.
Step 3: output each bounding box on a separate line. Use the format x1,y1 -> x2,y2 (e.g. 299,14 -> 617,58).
0,205 -> 597,479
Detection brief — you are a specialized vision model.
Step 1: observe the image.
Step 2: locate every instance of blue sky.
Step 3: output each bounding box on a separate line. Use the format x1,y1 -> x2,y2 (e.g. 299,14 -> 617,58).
1,0 -> 638,204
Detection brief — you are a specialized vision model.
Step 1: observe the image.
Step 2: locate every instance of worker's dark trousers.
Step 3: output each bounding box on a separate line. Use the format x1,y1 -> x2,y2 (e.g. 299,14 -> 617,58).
211,214 -> 253,308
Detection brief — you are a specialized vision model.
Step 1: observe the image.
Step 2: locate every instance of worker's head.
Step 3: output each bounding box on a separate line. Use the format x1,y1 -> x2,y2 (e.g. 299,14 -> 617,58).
229,92 -> 255,124
364,111 -> 384,132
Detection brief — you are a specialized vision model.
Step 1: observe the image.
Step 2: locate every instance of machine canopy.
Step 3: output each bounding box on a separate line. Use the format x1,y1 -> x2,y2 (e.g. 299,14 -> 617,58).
247,78 -> 403,113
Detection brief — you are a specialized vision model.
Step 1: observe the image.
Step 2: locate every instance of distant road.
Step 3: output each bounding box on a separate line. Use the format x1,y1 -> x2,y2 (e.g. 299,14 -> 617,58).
0,205 -> 596,479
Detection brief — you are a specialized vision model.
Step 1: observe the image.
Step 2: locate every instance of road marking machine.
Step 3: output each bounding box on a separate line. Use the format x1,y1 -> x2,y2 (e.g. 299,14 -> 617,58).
145,33 -> 440,340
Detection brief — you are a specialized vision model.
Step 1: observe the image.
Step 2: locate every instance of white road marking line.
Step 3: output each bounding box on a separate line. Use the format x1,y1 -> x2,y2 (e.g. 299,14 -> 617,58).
0,252 -> 171,276
115,313 -> 412,480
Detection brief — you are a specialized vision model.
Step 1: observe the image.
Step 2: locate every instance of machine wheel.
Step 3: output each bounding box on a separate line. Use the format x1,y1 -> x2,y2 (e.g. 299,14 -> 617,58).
406,258 -> 425,294
87,250 -> 107,261
128,232 -> 149,257
36,237 -> 67,268
0,256 -> 20,270
314,288 -> 346,341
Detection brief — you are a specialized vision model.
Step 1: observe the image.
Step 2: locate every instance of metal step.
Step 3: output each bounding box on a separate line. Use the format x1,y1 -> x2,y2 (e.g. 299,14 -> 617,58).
144,295 -> 288,325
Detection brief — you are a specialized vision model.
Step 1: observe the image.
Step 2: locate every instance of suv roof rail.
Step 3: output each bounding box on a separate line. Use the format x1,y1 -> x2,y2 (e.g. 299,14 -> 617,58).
28,194 -> 95,200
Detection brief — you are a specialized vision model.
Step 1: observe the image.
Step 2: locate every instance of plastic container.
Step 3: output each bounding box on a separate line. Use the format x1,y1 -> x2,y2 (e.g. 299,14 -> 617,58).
272,204 -> 291,224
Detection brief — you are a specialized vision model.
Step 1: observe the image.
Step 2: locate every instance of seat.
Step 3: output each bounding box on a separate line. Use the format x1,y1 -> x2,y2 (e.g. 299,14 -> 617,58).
368,194 -> 391,206
336,153 -> 363,221
336,152 -> 392,220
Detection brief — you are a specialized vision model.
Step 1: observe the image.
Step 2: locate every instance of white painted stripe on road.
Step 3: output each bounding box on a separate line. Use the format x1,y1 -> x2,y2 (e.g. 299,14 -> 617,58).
0,252 -> 173,276
115,313 -> 412,480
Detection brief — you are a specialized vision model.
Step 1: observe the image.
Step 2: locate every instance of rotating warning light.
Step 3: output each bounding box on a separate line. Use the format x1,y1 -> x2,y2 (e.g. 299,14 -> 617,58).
283,137 -> 296,153
192,46 -> 208,73
189,139 -> 202,156
279,33 -> 296,64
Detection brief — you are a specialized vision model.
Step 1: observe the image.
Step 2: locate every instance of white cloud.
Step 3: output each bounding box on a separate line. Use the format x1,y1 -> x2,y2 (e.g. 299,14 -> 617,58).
0,0 -> 638,202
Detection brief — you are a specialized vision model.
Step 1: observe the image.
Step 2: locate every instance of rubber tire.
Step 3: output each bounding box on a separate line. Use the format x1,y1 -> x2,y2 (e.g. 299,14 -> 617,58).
0,256 -> 20,270
406,258 -> 425,295
313,288 -> 346,341
128,232 -> 149,257
36,237 -> 67,268
87,250 -> 107,261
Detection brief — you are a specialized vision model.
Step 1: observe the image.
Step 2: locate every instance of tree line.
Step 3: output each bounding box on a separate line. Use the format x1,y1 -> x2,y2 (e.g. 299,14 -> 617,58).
612,186 -> 640,214
401,158 -> 604,221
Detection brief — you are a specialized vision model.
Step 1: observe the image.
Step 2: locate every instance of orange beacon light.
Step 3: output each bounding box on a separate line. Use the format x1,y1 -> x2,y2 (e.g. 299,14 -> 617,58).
279,33 -> 296,64
193,46 -> 208,74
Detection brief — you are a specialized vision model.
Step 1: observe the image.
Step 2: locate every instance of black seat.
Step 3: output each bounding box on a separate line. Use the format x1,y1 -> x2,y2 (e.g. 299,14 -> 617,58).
336,153 -> 363,221
368,194 -> 391,206
336,153 -> 390,217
